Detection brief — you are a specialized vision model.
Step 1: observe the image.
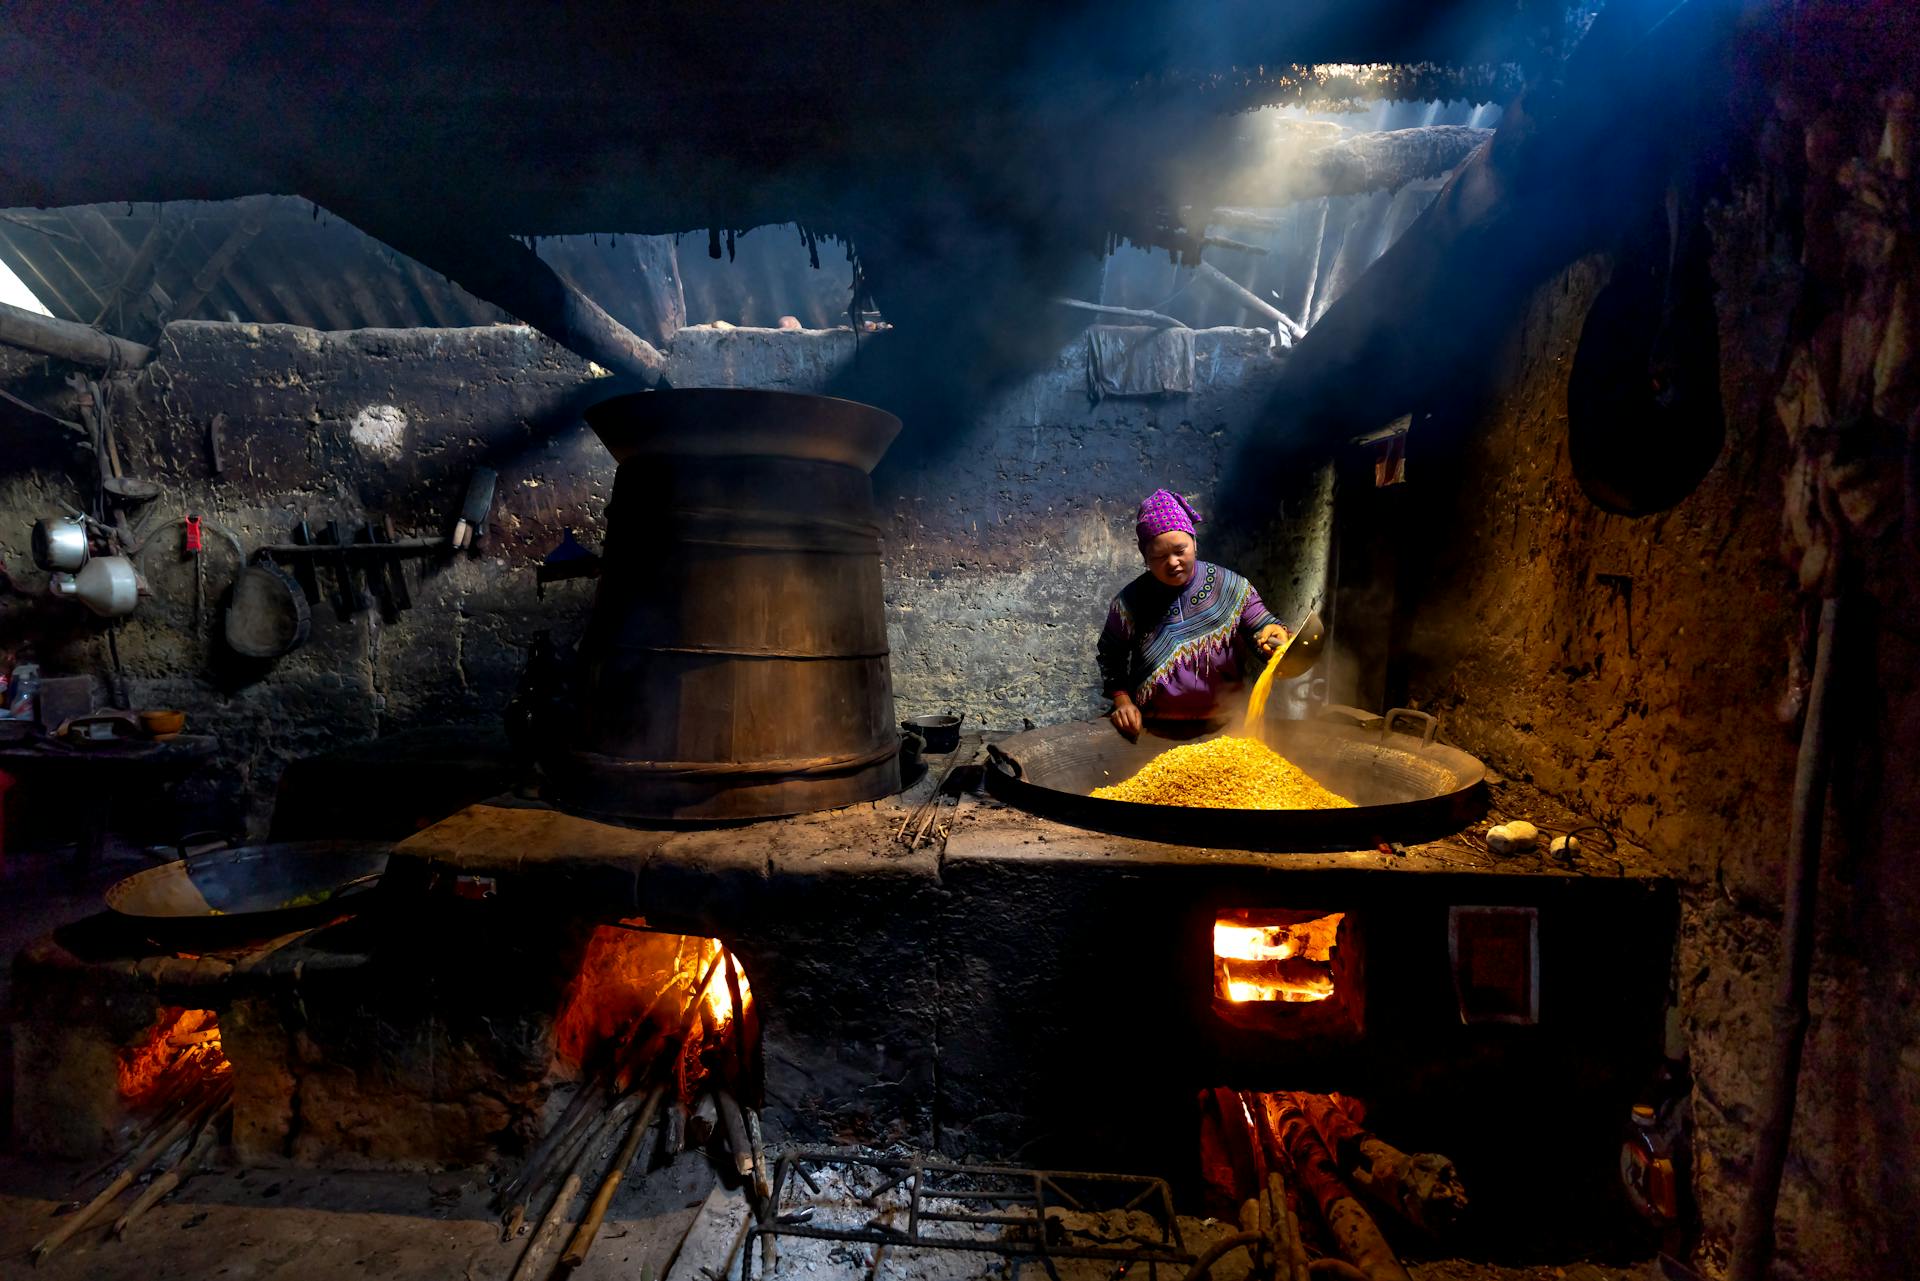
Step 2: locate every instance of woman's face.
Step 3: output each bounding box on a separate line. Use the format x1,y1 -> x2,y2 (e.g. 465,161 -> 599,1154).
1143,531 -> 1196,588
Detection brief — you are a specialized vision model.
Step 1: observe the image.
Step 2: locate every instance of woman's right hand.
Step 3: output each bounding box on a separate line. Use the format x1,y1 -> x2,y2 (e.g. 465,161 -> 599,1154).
1110,693 -> 1142,739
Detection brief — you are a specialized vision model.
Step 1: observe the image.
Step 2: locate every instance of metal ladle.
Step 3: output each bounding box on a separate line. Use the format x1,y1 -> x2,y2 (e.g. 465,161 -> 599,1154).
1270,609 -> 1327,679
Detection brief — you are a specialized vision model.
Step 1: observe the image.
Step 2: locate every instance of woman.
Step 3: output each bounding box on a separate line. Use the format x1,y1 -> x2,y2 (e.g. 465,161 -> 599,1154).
1097,489 -> 1288,738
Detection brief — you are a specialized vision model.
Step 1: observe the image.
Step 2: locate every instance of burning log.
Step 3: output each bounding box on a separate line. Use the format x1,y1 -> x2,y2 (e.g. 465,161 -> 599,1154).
503,947 -> 730,1239
1298,1094 -> 1468,1237
1217,954 -> 1337,999
724,950 -> 750,1090
1256,1094 -> 1411,1281
518,947 -> 732,1276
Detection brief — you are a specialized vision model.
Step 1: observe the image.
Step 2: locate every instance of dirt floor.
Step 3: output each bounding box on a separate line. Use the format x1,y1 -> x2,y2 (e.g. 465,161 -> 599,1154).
0,1151 -> 714,1280
0,1148 -> 1668,1281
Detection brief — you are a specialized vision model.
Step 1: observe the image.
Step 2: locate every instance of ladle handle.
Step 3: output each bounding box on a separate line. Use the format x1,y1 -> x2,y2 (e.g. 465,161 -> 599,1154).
1381,707 -> 1439,748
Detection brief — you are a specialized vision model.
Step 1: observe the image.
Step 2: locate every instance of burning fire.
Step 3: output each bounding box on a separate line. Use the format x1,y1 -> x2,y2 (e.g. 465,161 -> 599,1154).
1214,912 -> 1344,1004
116,1008 -> 227,1107
552,925 -> 751,1073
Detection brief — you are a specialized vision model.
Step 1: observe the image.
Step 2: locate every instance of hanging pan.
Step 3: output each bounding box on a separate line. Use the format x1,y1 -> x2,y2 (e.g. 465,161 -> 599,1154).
225,556 -> 310,658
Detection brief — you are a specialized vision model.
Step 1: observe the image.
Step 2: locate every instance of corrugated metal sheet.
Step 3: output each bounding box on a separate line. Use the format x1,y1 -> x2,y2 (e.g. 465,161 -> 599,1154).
0,197 -> 855,345
0,197 -> 511,340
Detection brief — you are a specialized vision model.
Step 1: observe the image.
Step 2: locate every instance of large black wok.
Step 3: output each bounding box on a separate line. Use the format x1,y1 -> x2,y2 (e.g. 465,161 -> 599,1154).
105,840 -> 390,946
985,710 -> 1487,851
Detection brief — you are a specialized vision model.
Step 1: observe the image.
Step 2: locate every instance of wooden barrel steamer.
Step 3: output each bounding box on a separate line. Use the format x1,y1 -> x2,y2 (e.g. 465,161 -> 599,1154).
550,389 -> 902,822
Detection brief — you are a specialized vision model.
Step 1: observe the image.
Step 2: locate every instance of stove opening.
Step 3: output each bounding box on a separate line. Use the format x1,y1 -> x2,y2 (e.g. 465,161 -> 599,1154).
552,924 -> 758,1101
1212,908 -> 1362,1039
116,1007 -> 229,1111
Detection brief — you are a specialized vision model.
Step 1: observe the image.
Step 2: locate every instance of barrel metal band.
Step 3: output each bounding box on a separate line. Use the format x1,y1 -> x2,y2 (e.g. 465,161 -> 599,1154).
629,644 -> 891,660
570,739 -> 900,782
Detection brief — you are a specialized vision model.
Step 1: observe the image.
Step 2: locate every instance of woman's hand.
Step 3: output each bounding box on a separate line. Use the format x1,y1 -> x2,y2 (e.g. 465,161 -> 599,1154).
1255,623 -> 1289,655
1109,692 -> 1142,739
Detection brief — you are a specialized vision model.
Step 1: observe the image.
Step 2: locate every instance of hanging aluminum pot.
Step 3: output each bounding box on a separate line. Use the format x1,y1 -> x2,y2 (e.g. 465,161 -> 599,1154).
52,555 -> 143,617
30,515 -> 89,572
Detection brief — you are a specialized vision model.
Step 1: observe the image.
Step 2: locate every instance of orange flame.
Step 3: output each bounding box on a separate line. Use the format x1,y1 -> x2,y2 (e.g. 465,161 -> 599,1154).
1214,912 -> 1344,1004
551,924 -> 750,1072
116,1008 -> 223,1104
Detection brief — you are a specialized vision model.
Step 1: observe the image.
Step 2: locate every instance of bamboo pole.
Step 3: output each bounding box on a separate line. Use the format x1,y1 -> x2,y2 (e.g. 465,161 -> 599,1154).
510,1090 -> 648,1281
32,1080 -> 228,1264
1731,593 -> 1846,1281
112,1098 -> 228,1238
560,1084 -> 667,1268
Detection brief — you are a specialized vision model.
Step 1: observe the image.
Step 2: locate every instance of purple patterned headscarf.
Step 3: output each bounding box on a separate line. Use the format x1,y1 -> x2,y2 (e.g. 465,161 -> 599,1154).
1136,489 -> 1201,549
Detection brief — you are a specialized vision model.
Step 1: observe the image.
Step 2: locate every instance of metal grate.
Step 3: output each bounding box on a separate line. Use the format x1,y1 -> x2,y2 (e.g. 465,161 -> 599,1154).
745,1149 -> 1193,1280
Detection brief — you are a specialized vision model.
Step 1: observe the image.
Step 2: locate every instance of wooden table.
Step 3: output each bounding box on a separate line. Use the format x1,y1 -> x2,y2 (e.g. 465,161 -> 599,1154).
0,733 -> 218,871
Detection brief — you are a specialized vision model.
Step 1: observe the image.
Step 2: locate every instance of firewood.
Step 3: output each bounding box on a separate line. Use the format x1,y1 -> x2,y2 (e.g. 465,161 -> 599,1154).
662,1100 -> 687,1166
1257,1094 -> 1411,1281
112,1097 -> 228,1238
688,1093 -> 719,1149
33,1079 -> 228,1264
715,1090 -> 755,1184
561,1083 -> 667,1268
499,1078 -> 611,1237
1296,1093 -> 1468,1236
745,1108 -> 771,1202
510,1090 -> 648,1281
619,953 -> 723,1093
1199,1094 -> 1246,1218
723,950 -> 748,1087
1206,1087 -> 1263,1199
500,1078 -> 609,1212
1270,1171 -> 1311,1281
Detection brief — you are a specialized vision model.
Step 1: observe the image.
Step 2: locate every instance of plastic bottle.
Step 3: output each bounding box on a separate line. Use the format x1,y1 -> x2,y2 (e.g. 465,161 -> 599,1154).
9,662 -> 39,724
1620,1104 -> 1677,1224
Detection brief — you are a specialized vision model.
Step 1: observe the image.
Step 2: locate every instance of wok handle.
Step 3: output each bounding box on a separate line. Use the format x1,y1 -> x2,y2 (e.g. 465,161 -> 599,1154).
143,830 -> 233,864
985,742 -> 1024,780
1382,707 -> 1439,748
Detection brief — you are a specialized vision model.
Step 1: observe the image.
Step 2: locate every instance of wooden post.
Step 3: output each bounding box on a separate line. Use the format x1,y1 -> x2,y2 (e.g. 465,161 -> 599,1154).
0,298 -> 151,369
154,199 -> 267,327
342,213 -> 668,387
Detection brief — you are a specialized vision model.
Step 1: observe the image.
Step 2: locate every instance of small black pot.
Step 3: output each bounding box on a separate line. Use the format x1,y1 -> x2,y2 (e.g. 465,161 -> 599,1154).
902,713 -> 962,754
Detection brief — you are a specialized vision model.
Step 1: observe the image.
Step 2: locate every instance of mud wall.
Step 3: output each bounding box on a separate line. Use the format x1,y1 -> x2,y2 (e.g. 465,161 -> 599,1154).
1387,205 -> 1920,1273
0,322 -> 1329,832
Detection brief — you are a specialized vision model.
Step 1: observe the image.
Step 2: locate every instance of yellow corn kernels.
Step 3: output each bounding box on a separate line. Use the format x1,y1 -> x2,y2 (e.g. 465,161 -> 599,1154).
1091,735 -> 1354,810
